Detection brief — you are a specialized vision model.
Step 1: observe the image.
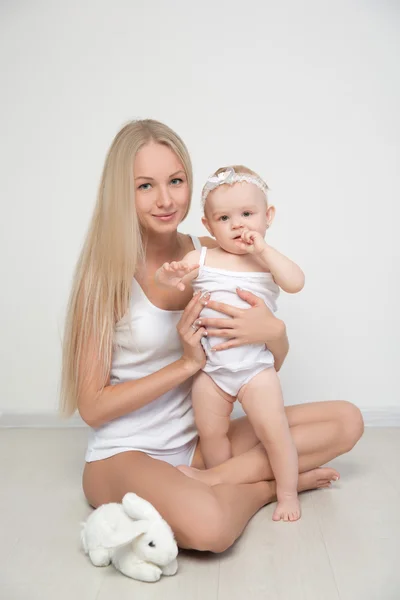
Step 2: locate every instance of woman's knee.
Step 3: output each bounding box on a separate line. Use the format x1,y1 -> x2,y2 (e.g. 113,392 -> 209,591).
178,493 -> 234,553
336,401 -> 364,451
83,454 -> 237,554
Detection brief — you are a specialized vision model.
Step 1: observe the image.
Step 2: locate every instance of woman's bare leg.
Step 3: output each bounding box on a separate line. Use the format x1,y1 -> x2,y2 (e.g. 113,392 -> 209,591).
83,451 -> 339,553
228,400 -> 364,458
184,401 -> 364,485
83,450 -> 272,552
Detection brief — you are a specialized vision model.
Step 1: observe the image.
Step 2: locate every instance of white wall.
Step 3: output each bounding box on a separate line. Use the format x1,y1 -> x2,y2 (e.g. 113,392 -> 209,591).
0,0 -> 399,415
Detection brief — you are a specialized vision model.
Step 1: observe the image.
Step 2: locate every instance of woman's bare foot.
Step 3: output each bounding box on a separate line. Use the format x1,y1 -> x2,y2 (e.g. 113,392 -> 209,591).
177,464 -> 340,492
297,467 -> 340,492
272,494 -> 301,522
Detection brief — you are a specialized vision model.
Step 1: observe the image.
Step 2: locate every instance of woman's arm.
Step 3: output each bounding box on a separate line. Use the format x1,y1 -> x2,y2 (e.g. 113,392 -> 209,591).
264,323 -> 289,372
79,292 -> 208,428
79,357 -> 198,429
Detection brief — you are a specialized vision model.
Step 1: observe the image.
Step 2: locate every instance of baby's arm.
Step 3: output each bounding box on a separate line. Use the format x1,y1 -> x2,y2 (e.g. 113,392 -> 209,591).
155,250 -> 200,291
237,229 -> 305,294
256,245 -> 305,293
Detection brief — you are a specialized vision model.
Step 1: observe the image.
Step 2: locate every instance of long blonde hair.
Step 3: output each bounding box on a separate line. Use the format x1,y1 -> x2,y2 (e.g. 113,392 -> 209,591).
60,119 -> 193,416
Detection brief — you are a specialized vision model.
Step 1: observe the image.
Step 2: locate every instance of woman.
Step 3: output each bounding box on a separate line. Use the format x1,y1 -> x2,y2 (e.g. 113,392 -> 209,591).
61,119 -> 363,552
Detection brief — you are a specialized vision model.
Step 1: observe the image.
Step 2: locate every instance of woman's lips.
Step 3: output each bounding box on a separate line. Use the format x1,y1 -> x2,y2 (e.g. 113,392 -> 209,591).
152,212 -> 177,221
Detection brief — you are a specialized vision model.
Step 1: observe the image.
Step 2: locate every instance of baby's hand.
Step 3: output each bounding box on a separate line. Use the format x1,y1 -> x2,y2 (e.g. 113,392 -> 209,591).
156,261 -> 199,291
235,229 -> 266,255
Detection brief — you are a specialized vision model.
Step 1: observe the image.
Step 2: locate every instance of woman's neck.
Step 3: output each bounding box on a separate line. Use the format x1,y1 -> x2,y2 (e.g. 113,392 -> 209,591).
142,231 -> 186,265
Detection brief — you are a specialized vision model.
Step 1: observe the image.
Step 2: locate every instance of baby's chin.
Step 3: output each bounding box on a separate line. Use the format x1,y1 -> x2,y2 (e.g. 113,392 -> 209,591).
218,240 -> 249,255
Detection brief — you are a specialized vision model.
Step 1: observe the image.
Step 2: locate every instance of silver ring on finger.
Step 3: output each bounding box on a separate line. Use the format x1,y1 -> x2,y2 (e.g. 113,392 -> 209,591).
191,323 -> 198,332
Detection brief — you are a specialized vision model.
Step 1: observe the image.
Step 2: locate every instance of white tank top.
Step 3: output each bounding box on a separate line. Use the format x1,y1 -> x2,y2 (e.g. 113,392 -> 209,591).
192,246 -> 280,371
85,235 -> 201,462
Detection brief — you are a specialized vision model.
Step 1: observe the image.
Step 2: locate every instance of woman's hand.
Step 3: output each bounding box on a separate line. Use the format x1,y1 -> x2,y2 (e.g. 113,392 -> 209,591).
198,288 -> 286,352
177,291 -> 209,373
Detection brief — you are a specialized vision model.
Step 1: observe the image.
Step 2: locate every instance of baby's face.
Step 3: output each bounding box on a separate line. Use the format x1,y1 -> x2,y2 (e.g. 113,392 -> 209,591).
203,182 -> 271,254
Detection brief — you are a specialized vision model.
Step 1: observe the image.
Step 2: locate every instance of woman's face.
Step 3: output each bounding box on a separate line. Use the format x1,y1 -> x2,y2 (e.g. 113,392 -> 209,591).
134,142 -> 190,234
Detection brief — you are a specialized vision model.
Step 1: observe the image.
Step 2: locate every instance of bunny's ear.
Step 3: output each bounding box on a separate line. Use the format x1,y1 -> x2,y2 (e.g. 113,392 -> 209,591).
102,519 -> 149,549
122,493 -> 162,522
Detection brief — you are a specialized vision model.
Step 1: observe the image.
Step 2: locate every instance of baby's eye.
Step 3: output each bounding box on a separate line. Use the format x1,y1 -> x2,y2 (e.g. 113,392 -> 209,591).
219,215 -> 229,222
242,211 -> 252,217
171,178 -> 183,185
138,183 -> 152,191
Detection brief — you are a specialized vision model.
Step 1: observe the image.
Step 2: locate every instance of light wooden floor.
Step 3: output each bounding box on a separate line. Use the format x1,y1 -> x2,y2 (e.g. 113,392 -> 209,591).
1,427 -> 399,600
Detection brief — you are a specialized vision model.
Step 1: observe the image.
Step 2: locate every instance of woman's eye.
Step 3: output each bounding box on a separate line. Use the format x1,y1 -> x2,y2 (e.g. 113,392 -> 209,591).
138,183 -> 152,191
242,211 -> 252,217
219,215 -> 229,222
170,178 -> 183,185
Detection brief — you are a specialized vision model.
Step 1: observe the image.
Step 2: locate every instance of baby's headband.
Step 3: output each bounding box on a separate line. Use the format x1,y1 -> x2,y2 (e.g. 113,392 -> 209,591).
201,166 -> 268,206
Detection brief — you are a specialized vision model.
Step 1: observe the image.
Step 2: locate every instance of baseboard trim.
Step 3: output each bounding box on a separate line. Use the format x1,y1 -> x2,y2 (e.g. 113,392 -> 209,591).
0,407 -> 399,428
360,408 -> 400,427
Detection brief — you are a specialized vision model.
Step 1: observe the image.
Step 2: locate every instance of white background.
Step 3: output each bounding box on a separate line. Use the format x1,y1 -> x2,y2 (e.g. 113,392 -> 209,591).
0,0 -> 399,415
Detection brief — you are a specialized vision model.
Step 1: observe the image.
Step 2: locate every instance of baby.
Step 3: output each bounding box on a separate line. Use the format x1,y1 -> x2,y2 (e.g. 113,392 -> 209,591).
156,166 -> 305,521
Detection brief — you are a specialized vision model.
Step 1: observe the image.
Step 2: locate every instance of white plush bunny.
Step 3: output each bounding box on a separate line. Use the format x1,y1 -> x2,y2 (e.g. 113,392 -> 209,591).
81,493 -> 178,583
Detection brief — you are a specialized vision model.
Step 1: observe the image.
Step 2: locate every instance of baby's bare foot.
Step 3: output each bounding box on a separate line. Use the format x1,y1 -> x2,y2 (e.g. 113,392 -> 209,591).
272,495 -> 301,522
177,465 -> 220,486
272,467 -> 340,522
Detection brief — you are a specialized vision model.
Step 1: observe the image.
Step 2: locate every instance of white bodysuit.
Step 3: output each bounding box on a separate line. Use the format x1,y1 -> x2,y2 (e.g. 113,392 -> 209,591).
192,247 -> 280,396
85,235 -> 202,466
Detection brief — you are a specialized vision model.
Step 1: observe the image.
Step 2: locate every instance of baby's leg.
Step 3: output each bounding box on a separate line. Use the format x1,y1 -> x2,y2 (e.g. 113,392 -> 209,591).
192,372 -> 235,468
238,368 -> 300,522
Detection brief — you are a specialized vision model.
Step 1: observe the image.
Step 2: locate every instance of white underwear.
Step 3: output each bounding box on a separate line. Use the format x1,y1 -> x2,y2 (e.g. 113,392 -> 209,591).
207,363 -> 273,396
142,438 -> 198,468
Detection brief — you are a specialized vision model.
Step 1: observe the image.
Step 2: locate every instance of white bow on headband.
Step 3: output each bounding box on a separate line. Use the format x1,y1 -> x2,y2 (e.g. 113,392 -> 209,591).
201,167 -> 268,205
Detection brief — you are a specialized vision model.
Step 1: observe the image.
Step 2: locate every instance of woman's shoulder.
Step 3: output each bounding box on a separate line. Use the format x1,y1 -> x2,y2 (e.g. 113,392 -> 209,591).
198,236 -> 218,249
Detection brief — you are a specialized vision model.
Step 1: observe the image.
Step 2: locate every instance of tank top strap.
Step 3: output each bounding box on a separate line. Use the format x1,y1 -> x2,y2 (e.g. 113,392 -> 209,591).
189,234 -> 202,251
199,246 -> 207,267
